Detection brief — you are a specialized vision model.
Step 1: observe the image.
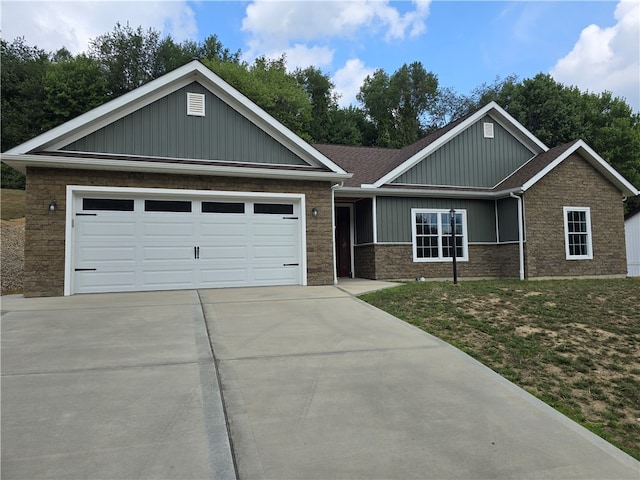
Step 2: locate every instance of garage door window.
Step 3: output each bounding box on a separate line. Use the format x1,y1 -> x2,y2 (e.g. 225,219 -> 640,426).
202,201 -> 245,214
254,203 -> 294,215
83,198 -> 134,211
144,200 -> 192,212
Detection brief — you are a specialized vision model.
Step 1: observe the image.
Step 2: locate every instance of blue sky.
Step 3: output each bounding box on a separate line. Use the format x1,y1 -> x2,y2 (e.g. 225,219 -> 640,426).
2,1 -> 638,110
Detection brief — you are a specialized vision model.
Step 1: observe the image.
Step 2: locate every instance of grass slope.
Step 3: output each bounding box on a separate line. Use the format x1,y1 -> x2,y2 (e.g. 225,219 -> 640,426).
1,189 -> 25,220
361,278 -> 640,460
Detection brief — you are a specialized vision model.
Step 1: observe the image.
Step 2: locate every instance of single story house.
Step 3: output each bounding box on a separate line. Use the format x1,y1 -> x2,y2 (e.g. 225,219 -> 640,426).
3,60 -> 638,297
625,209 -> 640,276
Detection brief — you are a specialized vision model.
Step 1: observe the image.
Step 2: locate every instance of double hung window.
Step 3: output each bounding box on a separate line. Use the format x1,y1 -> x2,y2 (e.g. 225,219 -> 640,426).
412,209 -> 468,262
564,207 -> 593,260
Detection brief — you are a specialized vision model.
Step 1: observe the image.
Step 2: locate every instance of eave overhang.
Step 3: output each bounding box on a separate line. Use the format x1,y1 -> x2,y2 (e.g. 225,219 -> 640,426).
335,185 -> 524,199
1,153 -> 352,183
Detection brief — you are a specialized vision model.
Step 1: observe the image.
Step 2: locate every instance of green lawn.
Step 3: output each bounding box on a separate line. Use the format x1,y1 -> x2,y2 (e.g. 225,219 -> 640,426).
361,278 -> 640,460
1,189 -> 25,220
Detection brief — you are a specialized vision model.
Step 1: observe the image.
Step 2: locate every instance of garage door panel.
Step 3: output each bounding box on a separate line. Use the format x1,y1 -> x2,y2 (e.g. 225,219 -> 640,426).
200,245 -> 248,261
253,244 -> 298,260
76,220 -> 137,239
76,246 -> 137,264
142,220 -> 196,238
253,266 -> 299,283
199,267 -> 249,286
75,271 -> 137,294
142,246 -> 194,262
200,218 -> 247,230
141,269 -> 195,288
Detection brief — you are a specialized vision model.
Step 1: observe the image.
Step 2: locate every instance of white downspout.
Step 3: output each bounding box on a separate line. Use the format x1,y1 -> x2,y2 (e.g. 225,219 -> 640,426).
510,192 -> 525,281
331,182 -> 343,285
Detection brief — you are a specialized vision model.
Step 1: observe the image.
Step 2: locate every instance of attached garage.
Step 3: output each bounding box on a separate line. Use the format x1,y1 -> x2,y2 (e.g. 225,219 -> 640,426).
3,60 -> 349,297
68,188 -> 306,294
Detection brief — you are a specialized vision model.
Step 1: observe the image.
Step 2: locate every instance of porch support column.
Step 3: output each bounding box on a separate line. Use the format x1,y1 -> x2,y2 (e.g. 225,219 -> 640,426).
510,192 -> 525,280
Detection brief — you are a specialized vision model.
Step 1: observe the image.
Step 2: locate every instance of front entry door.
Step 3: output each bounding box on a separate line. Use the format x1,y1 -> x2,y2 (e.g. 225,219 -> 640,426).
335,206 -> 352,277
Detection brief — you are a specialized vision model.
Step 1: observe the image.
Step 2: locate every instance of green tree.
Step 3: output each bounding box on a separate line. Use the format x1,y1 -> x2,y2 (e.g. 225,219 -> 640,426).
1,38 -> 51,188
89,23 -> 163,97
357,69 -> 395,146
43,53 -> 109,129
1,38 -> 50,151
326,107 -> 369,146
357,62 -> 439,147
294,67 -> 337,143
473,73 -> 640,210
204,56 -> 312,141
390,62 -> 438,144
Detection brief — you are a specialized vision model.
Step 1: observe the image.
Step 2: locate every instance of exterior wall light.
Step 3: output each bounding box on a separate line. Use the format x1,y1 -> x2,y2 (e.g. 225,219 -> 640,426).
49,201 -> 57,212
311,207 -> 318,217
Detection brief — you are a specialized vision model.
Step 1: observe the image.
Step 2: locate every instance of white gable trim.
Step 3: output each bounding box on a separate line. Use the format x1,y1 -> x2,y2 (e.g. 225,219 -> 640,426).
5,61 -> 347,176
521,140 -> 639,197
371,102 -> 548,188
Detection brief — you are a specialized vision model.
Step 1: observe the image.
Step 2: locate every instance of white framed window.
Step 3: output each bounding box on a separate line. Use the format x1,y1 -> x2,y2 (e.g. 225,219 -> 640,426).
412,209 -> 468,262
563,207 -> 593,260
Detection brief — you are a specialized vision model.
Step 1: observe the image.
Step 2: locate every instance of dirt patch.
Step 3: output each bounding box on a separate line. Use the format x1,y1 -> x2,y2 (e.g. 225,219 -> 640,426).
1,218 -> 25,295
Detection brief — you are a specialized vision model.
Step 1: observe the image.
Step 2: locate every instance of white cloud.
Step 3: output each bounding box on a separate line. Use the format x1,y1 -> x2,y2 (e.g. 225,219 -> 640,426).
276,44 -> 335,70
550,0 -> 640,111
333,58 -> 375,107
241,0 -> 431,60
0,1 -> 198,54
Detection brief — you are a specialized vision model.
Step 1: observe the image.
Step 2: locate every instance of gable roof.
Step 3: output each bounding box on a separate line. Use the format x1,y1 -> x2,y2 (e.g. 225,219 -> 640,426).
318,104 -> 638,199
370,102 -> 548,188
317,102 -> 549,191
3,60 -> 350,182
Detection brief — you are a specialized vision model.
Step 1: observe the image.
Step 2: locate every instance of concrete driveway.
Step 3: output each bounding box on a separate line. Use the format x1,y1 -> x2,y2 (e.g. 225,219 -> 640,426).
2,284 -> 639,479
1,290 -> 234,480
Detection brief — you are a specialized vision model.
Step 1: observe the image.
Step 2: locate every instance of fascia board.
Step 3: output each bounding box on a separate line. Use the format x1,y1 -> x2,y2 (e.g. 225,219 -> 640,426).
1,154 -> 351,182
521,140 -> 639,197
371,101 -> 547,188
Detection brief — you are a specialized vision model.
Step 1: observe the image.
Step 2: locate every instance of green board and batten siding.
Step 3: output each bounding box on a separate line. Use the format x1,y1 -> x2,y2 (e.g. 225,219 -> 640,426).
392,116 -> 534,187
376,197 -> 497,243
354,198 -> 374,244
497,197 -> 520,242
62,82 -> 307,166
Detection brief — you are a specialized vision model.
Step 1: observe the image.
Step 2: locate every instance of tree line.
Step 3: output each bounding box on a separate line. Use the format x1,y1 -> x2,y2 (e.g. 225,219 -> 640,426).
2,23 -> 638,210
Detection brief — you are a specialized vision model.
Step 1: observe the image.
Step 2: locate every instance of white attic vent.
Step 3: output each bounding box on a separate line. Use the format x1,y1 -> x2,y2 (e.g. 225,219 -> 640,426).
483,122 -> 494,139
187,92 -> 205,117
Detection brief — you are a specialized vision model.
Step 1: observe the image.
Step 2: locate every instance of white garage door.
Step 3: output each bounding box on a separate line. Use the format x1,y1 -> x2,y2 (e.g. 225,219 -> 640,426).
71,193 -> 303,294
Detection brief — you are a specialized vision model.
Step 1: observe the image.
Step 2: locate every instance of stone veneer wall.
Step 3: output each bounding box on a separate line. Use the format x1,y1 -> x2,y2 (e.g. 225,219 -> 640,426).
353,243 -> 520,280
24,167 -> 334,297
523,153 -> 627,278
353,245 -> 376,279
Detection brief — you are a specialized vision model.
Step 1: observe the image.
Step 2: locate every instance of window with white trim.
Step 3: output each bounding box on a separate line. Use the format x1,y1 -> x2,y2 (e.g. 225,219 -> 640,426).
563,207 -> 593,260
412,209 -> 468,262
